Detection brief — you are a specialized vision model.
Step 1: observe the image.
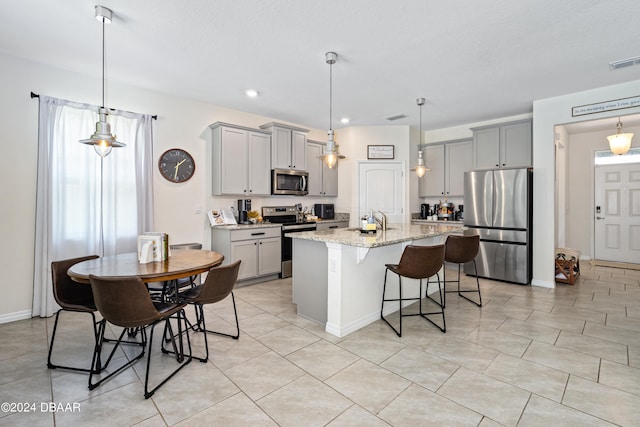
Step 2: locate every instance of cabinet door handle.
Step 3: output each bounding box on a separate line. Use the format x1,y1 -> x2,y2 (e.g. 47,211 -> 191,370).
496,164 -> 499,167
249,189 -> 252,193
251,232 -> 266,236
502,163 -> 505,167
329,225 -> 338,229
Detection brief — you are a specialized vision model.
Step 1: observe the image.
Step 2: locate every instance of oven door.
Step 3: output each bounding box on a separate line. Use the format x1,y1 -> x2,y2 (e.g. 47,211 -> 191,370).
281,223 -> 316,278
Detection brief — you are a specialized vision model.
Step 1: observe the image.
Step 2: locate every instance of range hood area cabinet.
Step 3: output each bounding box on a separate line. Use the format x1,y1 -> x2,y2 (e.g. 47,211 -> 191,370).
472,119 -> 532,170
306,140 -> 338,197
210,122 -> 271,196
260,122 -> 308,171
419,138 -> 473,198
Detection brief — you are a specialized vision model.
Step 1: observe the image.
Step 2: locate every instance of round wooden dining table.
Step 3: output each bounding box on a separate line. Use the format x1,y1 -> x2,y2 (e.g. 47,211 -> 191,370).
67,249 -> 225,284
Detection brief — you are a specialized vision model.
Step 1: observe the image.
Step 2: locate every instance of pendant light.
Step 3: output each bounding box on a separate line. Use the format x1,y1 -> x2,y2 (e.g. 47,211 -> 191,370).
79,5 -> 125,158
320,51 -> 345,169
414,97 -> 430,177
607,118 -> 633,155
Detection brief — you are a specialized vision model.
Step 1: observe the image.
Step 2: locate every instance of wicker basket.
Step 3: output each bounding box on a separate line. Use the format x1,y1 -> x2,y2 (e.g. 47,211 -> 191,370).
555,248 -> 581,285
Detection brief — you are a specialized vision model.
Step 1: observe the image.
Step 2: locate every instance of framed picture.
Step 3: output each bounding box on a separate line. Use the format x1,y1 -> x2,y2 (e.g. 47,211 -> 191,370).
367,145 -> 395,159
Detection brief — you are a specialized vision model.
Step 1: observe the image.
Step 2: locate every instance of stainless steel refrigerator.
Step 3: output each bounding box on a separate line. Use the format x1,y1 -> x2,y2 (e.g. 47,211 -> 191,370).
463,168 -> 532,285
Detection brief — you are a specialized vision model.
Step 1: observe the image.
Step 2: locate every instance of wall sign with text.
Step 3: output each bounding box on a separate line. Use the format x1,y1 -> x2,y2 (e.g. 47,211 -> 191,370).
572,95 -> 640,117
367,145 -> 395,159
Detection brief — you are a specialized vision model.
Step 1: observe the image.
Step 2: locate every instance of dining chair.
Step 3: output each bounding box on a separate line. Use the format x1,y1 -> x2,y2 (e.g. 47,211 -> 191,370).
380,244 -> 446,336
443,234 -> 482,307
88,274 -> 192,399
177,260 -> 241,362
147,244 -> 203,301
48,255 -> 104,373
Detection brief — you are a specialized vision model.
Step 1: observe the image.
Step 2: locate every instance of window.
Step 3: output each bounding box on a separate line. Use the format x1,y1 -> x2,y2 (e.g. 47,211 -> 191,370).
595,147 -> 640,165
33,95 -> 154,317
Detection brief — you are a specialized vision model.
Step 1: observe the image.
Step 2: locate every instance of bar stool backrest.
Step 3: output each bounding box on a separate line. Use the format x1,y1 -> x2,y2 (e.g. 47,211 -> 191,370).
51,255 -> 99,309
444,235 -> 480,264
89,275 -> 163,328
394,244 -> 445,279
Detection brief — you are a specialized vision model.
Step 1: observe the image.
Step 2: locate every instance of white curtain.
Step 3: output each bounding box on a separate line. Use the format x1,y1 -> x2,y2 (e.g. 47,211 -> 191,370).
32,96 -> 155,317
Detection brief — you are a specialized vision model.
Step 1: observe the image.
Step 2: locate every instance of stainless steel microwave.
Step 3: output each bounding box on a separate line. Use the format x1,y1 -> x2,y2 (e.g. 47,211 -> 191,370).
271,169 -> 308,196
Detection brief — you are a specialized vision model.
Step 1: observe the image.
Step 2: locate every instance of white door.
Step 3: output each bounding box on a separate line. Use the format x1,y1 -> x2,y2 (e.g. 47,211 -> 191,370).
594,163 -> 640,263
358,161 -> 405,223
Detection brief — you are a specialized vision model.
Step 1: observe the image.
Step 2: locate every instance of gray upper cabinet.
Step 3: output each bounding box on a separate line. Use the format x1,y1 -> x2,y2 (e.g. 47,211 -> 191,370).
210,122 -> 271,196
419,139 -> 472,198
472,119 -> 532,170
260,123 -> 309,171
307,140 -> 338,197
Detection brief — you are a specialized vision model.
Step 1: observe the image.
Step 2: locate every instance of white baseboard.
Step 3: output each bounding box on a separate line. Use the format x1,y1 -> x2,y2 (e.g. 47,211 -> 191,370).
531,279 -> 554,289
0,310 -> 33,324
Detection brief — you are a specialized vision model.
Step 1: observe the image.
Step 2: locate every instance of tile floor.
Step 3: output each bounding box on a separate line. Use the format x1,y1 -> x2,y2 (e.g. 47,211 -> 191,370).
1,263 -> 639,426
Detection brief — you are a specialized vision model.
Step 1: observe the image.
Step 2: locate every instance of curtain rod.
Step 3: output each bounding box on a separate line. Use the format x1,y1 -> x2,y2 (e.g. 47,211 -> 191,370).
30,92 -> 158,120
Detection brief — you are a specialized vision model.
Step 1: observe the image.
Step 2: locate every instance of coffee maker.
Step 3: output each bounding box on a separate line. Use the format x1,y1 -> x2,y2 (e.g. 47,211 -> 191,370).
237,199 -> 251,224
420,204 -> 430,219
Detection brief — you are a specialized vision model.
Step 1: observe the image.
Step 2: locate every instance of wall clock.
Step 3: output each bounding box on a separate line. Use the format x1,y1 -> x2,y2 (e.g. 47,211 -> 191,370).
158,148 -> 195,183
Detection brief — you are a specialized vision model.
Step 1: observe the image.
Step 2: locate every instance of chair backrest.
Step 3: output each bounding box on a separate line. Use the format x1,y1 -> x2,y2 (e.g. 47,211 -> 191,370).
51,255 -> 99,308
396,244 -> 445,279
190,260 -> 241,305
444,235 -> 480,264
89,275 -> 162,328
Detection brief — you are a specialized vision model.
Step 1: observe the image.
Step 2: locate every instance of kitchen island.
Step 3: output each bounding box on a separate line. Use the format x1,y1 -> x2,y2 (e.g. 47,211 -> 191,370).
288,223 -> 464,337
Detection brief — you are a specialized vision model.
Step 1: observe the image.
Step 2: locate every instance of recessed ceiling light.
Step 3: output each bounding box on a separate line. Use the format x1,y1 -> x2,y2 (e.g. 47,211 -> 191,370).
245,89 -> 259,97
340,117 -> 350,124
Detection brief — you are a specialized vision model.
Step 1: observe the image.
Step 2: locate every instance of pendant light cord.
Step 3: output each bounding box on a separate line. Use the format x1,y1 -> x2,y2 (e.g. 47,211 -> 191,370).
329,60 -> 333,132
419,102 -> 422,145
101,19 -> 105,109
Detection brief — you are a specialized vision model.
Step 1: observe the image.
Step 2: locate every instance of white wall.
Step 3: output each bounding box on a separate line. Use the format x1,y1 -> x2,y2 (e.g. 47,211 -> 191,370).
336,126 -> 412,226
554,125 -> 569,248
532,80 -> 640,287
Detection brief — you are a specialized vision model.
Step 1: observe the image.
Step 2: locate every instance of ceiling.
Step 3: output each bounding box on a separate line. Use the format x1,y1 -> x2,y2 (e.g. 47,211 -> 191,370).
2,0 -> 640,132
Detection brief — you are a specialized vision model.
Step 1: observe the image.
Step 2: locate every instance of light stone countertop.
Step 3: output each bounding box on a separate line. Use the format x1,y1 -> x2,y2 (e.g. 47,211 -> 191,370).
287,223 -> 464,248
212,223 -> 282,231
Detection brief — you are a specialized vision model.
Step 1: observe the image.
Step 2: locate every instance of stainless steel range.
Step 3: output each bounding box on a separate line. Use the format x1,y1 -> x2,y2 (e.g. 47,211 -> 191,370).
262,206 -> 317,278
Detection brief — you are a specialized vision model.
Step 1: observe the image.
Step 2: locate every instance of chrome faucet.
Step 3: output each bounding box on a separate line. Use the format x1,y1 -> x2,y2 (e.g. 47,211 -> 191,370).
374,211 -> 388,231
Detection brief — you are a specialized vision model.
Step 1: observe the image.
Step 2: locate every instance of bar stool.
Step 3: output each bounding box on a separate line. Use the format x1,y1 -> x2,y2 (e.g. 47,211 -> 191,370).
380,244 -> 446,336
443,234 -> 482,307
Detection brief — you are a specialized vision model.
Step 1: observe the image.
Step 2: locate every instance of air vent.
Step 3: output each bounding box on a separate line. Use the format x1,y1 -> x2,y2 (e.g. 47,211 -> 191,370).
385,114 -> 406,121
609,56 -> 640,70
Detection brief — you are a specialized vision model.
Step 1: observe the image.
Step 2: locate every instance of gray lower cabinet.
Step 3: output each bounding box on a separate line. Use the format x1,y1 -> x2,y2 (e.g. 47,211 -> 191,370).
315,221 -> 348,231
212,227 -> 281,282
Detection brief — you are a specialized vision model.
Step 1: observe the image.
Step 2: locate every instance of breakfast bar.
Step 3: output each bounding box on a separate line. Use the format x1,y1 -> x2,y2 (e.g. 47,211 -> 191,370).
288,223 -> 464,337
